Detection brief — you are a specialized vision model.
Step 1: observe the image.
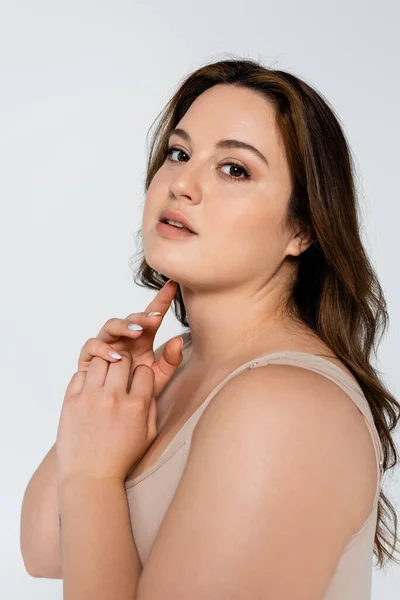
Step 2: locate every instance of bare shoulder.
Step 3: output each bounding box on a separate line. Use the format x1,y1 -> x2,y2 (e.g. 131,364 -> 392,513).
194,362 -> 378,532
137,361 -> 378,598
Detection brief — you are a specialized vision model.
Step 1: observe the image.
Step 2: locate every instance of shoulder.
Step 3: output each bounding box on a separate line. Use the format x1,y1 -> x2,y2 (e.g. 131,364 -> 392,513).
195,360 -> 360,436
192,362 -> 377,530
137,362 -> 377,598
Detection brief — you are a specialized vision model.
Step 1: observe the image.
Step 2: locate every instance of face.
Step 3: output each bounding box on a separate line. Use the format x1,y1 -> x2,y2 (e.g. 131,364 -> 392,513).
142,84 -> 307,290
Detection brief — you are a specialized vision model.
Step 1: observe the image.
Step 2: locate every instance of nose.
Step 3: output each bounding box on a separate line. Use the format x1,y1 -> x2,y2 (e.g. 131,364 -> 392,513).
168,161 -> 203,205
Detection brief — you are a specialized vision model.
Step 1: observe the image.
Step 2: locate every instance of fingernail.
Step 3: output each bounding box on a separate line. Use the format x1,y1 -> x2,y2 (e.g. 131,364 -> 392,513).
128,323 -> 143,330
109,351 -> 122,359
147,311 -> 161,317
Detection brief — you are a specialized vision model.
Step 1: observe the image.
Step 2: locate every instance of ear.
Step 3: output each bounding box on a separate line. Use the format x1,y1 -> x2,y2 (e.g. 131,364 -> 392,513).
285,230 -> 313,257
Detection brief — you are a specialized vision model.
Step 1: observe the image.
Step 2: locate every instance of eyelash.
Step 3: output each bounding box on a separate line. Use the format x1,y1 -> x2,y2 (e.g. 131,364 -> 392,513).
162,146 -> 252,182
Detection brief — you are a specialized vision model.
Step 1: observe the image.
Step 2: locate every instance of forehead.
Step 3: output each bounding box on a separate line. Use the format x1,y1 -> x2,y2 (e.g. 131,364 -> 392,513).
176,84 -> 283,158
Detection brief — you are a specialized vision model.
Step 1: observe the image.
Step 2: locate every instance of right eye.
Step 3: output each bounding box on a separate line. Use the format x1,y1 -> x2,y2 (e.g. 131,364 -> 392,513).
163,146 -> 188,162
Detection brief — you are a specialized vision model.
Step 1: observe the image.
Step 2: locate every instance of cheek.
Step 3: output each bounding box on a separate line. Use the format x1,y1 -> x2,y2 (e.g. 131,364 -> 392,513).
146,166 -> 169,199
213,210 -> 282,271
142,174 -> 166,226
225,207 -> 277,245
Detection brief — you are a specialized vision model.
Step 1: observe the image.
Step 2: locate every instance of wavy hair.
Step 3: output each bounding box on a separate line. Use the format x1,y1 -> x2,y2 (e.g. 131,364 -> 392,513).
129,56 -> 400,569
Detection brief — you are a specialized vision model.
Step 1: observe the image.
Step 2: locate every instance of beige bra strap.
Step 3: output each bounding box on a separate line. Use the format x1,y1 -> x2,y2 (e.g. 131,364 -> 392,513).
181,342 -> 384,507
250,352 -> 384,506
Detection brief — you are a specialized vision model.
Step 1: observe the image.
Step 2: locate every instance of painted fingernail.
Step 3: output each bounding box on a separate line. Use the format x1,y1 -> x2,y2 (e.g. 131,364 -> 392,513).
108,351 -> 122,359
147,311 -> 162,317
128,323 -> 143,330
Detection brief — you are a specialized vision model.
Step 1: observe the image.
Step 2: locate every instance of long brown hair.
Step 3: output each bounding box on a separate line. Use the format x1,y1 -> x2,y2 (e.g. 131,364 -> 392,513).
129,56 -> 400,569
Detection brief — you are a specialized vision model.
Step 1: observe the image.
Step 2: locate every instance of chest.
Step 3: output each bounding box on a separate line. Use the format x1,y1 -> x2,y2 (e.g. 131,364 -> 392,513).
124,337 -> 356,484
124,366 -> 210,483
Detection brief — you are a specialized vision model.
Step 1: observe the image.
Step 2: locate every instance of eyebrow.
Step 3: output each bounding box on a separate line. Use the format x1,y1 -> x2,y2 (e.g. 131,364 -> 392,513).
167,127 -> 269,168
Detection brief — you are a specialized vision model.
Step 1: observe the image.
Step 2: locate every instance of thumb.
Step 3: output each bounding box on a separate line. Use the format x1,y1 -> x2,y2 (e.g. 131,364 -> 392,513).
161,336 -> 184,370
153,336 -> 184,396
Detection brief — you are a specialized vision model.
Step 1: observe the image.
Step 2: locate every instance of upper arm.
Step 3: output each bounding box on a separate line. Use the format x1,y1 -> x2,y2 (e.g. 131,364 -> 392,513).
136,364 -> 377,600
20,443 -> 63,579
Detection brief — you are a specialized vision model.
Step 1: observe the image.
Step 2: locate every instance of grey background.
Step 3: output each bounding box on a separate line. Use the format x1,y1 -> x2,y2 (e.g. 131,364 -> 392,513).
1,0 -> 399,597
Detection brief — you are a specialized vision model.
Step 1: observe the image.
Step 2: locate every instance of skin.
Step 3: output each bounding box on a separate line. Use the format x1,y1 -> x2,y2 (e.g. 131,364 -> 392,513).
142,83 -> 314,373
54,83 -> 379,599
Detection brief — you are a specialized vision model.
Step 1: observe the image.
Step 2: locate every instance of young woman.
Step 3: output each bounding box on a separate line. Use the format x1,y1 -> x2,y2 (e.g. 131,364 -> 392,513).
23,57 -> 399,599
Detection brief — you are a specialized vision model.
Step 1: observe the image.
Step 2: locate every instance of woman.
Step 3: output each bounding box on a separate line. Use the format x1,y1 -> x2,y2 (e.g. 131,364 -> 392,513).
32,58 -> 400,598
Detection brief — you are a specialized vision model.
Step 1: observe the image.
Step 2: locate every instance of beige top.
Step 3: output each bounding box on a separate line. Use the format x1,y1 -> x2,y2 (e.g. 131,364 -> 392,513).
124,334 -> 384,598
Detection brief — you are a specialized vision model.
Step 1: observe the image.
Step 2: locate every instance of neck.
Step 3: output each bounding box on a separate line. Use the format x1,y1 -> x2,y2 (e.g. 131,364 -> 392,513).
178,278 -> 306,373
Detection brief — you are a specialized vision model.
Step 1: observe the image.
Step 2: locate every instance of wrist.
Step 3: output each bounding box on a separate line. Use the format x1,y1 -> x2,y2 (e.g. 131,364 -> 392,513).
58,476 -> 124,511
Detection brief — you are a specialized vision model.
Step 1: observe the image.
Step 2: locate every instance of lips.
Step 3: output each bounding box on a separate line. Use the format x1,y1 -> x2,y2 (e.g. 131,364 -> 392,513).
159,208 -> 197,234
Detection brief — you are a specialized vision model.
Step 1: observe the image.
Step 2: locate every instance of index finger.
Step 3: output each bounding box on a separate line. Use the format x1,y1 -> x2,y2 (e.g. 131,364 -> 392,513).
126,279 -> 178,321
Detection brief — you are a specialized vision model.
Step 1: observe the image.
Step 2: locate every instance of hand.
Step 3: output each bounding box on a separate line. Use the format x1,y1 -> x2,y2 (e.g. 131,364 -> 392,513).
55,279 -> 185,487
77,279 -> 184,399
56,350 -> 178,487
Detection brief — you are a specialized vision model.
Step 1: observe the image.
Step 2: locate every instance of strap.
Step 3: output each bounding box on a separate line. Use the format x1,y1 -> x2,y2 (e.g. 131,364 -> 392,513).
248,352 -> 384,506
185,350 -> 384,506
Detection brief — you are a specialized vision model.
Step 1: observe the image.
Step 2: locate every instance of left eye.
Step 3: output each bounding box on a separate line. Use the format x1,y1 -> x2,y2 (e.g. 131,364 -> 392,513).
163,146 -> 251,182
219,162 -> 251,181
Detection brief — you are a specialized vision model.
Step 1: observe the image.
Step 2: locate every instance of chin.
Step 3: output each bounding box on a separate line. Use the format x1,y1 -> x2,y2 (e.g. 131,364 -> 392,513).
142,251 -> 180,283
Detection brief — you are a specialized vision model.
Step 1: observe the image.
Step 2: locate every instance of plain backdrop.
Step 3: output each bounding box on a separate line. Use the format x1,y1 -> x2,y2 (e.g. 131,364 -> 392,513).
1,1 -> 399,597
